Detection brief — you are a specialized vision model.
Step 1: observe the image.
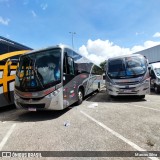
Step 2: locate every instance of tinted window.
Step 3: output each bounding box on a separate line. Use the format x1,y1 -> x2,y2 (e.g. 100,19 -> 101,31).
15,49 -> 61,91
108,59 -> 125,78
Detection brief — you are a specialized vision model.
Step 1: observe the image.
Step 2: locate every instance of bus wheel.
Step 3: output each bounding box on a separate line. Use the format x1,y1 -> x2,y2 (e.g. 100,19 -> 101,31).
97,82 -> 101,92
77,89 -> 83,105
154,85 -> 160,93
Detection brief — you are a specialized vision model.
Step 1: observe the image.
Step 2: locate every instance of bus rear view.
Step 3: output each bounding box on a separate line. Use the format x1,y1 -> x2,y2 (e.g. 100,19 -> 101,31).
105,54 -> 150,98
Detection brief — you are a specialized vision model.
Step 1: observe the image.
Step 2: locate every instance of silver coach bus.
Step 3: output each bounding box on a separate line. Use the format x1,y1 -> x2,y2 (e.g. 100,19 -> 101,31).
14,45 -> 102,111
105,54 -> 150,98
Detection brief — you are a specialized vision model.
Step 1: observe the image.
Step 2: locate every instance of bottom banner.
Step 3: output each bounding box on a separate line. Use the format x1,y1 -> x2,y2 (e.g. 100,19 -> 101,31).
1,151 -> 159,158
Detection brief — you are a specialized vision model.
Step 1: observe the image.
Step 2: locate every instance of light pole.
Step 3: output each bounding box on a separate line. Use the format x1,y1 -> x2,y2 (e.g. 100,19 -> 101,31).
69,32 -> 76,49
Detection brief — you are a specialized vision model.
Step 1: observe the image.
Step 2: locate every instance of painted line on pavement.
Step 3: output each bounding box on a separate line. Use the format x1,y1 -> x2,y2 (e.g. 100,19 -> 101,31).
0,123 -> 16,150
80,110 -> 159,160
125,103 -> 160,112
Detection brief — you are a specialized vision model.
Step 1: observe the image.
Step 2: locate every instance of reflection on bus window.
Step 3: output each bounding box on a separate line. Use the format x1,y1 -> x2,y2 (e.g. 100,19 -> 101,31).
67,57 -> 74,75
15,49 -> 61,91
108,56 -> 147,78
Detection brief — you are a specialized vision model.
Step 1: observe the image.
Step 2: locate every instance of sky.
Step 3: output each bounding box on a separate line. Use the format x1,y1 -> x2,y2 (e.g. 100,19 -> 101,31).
1,0 -> 160,65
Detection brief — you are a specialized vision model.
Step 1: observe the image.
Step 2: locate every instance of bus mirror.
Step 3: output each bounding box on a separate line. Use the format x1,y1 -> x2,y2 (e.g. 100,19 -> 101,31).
148,66 -> 151,70
103,74 -> 105,80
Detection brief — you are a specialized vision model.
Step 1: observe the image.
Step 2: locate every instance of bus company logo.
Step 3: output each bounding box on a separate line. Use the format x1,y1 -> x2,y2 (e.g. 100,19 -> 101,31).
2,152 -> 12,157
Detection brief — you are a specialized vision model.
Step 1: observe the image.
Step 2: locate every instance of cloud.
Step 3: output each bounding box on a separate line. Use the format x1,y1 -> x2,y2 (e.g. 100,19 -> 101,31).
41,3 -> 48,10
131,41 -> 160,53
78,39 -> 160,65
0,16 -> 10,25
153,32 -> 160,38
31,10 -> 37,17
78,39 -> 131,65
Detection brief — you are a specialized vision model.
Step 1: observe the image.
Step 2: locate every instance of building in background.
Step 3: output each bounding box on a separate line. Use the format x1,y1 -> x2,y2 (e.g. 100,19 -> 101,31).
134,45 -> 160,63
0,36 -> 32,54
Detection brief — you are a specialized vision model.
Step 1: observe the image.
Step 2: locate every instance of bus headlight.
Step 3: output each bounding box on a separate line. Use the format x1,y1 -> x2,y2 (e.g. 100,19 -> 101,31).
45,90 -> 59,98
45,93 -> 52,98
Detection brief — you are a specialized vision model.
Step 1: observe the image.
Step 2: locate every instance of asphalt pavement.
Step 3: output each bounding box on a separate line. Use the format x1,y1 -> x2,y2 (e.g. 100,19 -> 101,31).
0,89 -> 160,160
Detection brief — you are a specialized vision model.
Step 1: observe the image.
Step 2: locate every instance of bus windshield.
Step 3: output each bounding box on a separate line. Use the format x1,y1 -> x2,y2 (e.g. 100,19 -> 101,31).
108,56 -> 147,79
15,49 -> 61,91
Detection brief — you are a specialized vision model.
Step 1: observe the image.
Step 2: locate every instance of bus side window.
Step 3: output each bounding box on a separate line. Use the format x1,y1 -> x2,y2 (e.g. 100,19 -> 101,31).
63,52 -> 75,75
67,56 -> 75,75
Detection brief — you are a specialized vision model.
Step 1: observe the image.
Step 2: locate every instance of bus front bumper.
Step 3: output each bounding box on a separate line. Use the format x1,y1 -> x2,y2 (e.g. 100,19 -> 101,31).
106,80 -> 150,96
14,88 -> 64,111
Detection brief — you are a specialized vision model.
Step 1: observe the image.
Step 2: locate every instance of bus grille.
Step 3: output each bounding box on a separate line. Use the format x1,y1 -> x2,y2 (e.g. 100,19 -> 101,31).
19,103 -> 45,109
115,81 -> 140,85
118,92 -> 137,95
20,97 -> 44,101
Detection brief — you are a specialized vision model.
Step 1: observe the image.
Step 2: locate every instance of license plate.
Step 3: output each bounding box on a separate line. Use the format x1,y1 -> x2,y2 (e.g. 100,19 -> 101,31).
124,90 -> 131,93
28,108 -> 37,111
121,89 -> 132,93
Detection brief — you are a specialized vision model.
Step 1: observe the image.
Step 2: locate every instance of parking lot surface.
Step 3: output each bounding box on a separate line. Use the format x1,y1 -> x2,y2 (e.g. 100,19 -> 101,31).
0,89 -> 160,160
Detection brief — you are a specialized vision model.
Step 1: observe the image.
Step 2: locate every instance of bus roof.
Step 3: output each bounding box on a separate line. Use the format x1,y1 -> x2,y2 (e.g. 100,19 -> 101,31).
0,36 -> 32,50
150,62 -> 160,69
23,44 -> 74,55
22,44 -> 101,67
107,54 -> 145,61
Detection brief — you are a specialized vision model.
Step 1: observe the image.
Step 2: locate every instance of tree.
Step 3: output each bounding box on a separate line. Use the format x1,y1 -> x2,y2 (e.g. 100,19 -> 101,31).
100,60 -> 106,73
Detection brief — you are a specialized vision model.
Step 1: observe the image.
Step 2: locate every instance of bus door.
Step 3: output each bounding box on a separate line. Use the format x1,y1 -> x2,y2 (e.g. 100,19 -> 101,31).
63,53 -> 77,107
85,64 -> 95,95
150,69 -> 156,89
0,57 -> 19,105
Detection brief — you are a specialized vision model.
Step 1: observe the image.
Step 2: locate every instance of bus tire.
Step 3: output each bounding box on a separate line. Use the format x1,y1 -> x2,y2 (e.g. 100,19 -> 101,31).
154,84 -> 160,93
76,89 -> 83,105
98,82 -> 100,90
109,95 -> 115,98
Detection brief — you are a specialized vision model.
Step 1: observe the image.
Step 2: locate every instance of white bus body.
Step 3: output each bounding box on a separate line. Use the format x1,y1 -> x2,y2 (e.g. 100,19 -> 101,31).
149,62 -> 160,93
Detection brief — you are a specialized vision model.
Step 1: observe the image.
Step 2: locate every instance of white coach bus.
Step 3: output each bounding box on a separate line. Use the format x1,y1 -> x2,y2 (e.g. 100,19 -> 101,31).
105,54 -> 150,98
14,45 -> 103,111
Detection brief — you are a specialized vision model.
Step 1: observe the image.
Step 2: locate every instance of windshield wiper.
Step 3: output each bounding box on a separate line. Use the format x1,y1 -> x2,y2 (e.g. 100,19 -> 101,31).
33,59 -> 44,89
